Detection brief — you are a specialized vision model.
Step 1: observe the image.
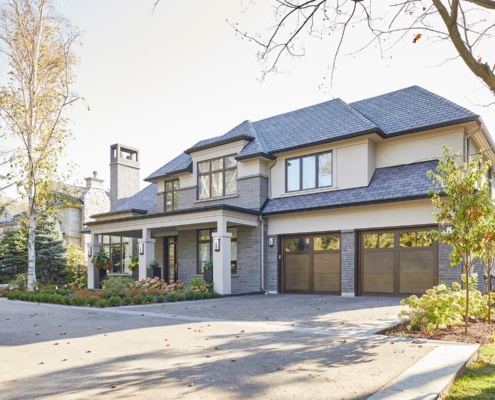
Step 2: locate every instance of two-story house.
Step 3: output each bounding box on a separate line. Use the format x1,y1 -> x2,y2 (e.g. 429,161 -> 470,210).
85,86 -> 495,296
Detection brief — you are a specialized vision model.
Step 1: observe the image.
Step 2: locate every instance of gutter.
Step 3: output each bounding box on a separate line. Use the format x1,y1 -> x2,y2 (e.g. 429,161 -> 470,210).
259,215 -> 265,293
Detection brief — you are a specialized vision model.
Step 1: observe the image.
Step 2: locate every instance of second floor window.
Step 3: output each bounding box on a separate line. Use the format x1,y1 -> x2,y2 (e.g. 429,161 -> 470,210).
286,151 -> 333,192
165,180 -> 179,211
198,155 -> 237,199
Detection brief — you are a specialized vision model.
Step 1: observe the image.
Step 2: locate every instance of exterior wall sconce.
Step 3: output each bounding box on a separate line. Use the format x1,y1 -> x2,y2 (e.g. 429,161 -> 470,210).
214,237 -> 221,251
268,237 -> 274,247
88,247 -> 93,257
139,243 -> 145,255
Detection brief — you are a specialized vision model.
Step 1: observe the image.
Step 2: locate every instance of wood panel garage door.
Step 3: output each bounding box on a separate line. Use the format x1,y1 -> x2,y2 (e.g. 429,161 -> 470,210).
282,234 -> 341,294
360,227 -> 438,296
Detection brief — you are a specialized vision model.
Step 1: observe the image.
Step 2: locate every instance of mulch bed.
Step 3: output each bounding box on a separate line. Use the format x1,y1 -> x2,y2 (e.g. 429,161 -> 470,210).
384,320 -> 495,345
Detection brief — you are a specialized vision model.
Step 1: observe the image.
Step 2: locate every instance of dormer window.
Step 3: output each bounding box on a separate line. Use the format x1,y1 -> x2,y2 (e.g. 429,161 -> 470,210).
165,179 -> 179,211
286,151 -> 333,192
198,155 -> 237,199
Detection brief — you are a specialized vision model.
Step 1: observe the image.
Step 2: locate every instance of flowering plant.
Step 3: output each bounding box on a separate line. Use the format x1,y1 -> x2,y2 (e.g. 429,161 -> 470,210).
128,255 -> 139,271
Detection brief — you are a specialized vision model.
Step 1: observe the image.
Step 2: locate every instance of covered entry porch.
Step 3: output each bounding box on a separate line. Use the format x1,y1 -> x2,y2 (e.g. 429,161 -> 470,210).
86,207 -> 260,295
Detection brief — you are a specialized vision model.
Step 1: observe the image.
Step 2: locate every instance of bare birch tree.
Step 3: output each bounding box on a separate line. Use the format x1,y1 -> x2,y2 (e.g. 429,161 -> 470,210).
0,0 -> 80,291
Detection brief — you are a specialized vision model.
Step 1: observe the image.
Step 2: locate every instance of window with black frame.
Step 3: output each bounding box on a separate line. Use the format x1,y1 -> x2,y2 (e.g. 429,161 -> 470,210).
164,179 -> 179,211
197,227 -> 238,274
286,151 -> 332,192
197,155 -> 237,199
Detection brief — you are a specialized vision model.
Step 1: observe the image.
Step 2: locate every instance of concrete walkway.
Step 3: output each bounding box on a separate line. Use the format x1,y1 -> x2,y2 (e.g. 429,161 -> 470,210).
0,295 -> 478,399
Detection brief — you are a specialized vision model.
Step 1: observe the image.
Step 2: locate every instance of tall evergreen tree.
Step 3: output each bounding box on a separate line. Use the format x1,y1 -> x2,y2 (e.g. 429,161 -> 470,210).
35,216 -> 68,284
0,226 -> 28,283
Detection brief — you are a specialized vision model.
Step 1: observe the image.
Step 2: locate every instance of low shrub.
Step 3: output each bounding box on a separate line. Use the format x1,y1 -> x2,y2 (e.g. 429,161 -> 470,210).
97,299 -> 107,308
108,296 -> 123,307
156,295 -> 166,303
123,296 -> 133,305
102,276 -> 135,298
186,277 -> 213,293
146,294 -> 156,304
176,293 -> 185,302
184,290 -> 195,301
400,276 -> 491,333
133,294 -> 145,305
165,292 -> 177,302
194,292 -> 204,300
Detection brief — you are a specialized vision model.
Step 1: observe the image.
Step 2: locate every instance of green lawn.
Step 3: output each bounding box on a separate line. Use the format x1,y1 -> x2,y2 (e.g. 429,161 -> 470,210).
444,341 -> 495,399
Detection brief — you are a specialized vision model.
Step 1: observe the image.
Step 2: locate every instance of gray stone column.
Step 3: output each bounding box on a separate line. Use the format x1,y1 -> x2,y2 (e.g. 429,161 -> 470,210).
212,217 -> 232,295
138,229 -> 155,281
341,230 -> 356,296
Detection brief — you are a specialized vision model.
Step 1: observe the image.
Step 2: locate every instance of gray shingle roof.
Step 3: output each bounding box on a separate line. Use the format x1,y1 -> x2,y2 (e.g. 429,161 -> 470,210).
350,86 -> 478,136
262,160 -> 439,215
113,184 -> 157,213
177,86 -> 478,160
145,152 -> 192,182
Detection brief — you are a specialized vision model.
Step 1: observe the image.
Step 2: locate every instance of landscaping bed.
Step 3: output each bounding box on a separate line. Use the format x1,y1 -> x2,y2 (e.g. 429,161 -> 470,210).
384,320 -> 495,345
3,276 -> 218,308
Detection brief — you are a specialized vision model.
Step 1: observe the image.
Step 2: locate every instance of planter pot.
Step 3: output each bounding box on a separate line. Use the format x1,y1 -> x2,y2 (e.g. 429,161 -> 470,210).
204,268 -> 213,283
98,268 -> 107,288
152,267 -> 162,279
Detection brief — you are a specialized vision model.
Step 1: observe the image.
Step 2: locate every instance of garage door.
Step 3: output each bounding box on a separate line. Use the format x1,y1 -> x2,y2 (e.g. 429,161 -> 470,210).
360,227 -> 438,296
282,234 -> 341,294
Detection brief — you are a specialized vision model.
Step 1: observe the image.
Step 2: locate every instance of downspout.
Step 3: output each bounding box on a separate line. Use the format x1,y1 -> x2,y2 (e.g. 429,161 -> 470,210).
261,157 -> 278,294
259,215 -> 265,293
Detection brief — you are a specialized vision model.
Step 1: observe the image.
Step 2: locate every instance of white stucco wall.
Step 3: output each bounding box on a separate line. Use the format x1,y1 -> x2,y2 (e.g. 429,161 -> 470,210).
267,199 -> 435,235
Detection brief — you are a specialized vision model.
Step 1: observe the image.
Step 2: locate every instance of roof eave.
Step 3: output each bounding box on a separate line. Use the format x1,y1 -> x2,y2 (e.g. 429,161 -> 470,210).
385,116 -> 480,138
262,194 -> 434,216
236,152 -> 276,161
144,164 -> 193,183
185,135 -> 254,154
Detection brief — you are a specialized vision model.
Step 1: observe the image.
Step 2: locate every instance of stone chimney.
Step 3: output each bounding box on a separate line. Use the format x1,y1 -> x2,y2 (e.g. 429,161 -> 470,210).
109,143 -> 140,209
85,171 -> 105,190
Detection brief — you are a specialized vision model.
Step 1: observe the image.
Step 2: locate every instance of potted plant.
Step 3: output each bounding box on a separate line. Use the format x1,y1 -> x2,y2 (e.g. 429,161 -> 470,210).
92,248 -> 111,284
148,260 -> 161,279
128,255 -> 139,271
203,260 -> 213,283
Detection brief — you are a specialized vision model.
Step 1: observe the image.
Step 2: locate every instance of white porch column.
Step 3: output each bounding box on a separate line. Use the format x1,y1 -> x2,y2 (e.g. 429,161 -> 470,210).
212,217 -> 231,295
87,233 -> 101,289
138,229 -> 155,281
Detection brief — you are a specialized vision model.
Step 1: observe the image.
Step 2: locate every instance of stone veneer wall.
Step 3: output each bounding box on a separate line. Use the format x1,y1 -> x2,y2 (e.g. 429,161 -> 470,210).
265,233 -> 279,293
58,207 -> 82,246
177,230 -> 197,285
178,175 -> 268,211
340,231 -> 356,296
231,225 -> 262,294
176,226 -> 263,294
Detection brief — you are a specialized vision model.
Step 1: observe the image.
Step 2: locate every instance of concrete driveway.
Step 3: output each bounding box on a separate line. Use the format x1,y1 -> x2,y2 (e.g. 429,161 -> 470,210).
0,295 -> 474,399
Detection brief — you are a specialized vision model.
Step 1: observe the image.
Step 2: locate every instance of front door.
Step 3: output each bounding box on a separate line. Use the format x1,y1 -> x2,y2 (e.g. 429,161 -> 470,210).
164,236 -> 178,283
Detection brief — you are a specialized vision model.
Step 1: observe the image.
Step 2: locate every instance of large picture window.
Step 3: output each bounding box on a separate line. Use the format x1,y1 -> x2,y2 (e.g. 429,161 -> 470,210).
164,179 -> 179,211
99,235 -> 130,273
198,155 -> 237,199
197,227 -> 238,274
286,151 -> 332,192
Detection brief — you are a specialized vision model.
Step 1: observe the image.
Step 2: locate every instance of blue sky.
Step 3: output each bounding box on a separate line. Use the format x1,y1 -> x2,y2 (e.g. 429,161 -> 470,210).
58,0 -> 495,190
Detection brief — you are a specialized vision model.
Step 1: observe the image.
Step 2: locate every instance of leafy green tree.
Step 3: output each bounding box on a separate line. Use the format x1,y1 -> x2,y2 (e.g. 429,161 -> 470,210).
0,0 -> 80,291
0,226 -> 28,283
478,211 -> 495,324
428,146 -> 492,334
35,215 -> 68,285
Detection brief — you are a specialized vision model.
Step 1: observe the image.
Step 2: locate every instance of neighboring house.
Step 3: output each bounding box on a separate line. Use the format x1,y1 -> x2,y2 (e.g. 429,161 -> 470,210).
85,86 -> 495,296
57,173 -> 111,259
0,203 -> 25,237
0,173 -> 111,267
